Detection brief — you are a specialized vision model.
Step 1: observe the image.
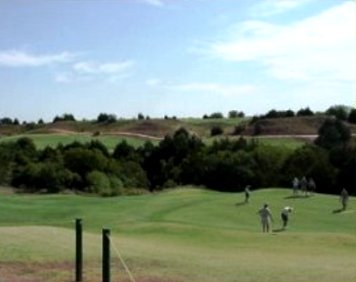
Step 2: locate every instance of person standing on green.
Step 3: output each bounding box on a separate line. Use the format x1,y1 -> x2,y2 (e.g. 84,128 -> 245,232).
258,204 -> 274,233
244,185 -> 251,203
340,188 -> 349,211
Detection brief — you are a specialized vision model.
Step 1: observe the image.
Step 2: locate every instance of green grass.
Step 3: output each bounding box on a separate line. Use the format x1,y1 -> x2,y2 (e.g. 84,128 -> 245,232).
0,187 -> 355,281
181,117 -> 247,137
0,133 -> 158,150
1,132 -> 307,152
251,137 -> 307,150
204,136 -> 305,150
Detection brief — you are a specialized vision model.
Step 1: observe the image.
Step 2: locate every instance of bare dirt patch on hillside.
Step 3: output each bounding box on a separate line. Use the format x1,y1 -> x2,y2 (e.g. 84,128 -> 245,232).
120,120 -> 175,137
0,262 -> 72,282
244,116 -> 328,135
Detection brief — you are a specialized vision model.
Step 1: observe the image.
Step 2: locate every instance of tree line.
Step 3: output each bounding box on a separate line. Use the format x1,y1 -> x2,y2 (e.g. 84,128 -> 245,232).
0,117 -> 354,196
251,105 -> 356,123
1,105 -> 355,125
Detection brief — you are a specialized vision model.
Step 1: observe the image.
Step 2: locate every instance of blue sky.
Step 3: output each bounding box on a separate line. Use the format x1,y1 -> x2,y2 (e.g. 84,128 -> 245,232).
0,0 -> 355,122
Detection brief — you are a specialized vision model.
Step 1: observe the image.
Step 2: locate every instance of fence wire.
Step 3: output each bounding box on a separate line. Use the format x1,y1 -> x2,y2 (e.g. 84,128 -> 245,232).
108,235 -> 137,282
1,218 -> 141,282
0,219 -> 105,282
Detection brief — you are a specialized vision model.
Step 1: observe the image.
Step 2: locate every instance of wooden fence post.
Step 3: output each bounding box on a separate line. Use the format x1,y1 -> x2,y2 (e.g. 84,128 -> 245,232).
102,228 -> 111,282
75,218 -> 83,282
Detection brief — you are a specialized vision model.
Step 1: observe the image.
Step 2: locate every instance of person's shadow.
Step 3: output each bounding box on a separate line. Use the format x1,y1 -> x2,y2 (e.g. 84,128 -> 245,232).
285,195 -> 309,199
332,208 -> 344,214
273,228 -> 286,233
235,201 -> 247,207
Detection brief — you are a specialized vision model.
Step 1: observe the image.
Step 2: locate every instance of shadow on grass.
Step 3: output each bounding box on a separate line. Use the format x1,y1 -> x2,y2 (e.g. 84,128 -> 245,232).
272,228 -> 286,233
332,208 -> 344,214
235,201 -> 248,207
284,195 -> 310,199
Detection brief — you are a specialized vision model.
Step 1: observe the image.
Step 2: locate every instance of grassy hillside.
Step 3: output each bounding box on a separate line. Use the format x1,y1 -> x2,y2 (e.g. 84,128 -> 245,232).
0,132 -> 307,151
0,133 -> 158,150
0,187 -> 355,282
4,115 -> 353,138
1,115 -> 355,152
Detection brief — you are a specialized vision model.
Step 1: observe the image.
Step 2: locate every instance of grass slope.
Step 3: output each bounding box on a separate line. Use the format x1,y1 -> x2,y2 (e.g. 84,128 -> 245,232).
0,132 -> 306,151
0,188 -> 355,282
0,133 -> 157,150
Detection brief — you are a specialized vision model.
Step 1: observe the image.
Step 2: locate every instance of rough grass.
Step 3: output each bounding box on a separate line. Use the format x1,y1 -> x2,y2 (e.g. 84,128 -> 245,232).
0,188 -> 355,282
0,133 -> 157,150
1,132 -> 306,152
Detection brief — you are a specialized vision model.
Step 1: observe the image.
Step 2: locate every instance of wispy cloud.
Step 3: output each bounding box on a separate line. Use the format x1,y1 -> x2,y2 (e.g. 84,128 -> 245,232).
205,2 -> 355,82
140,0 -> 164,7
164,82 -> 258,97
55,60 -> 135,83
250,0 -> 316,17
73,60 -> 134,75
0,50 -> 75,67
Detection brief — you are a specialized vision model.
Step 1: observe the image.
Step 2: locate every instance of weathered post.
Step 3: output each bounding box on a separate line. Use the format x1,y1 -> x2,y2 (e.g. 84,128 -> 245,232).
75,218 -> 83,282
102,228 -> 111,282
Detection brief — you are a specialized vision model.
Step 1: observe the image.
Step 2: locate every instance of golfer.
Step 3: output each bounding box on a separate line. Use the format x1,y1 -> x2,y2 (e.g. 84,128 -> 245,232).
292,177 -> 299,195
245,185 -> 251,203
281,206 -> 293,229
258,204 -> 273,233
340,188 -> 349,211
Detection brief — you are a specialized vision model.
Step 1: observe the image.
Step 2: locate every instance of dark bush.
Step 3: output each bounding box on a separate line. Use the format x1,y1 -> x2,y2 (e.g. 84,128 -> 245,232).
211,126 -> 223,136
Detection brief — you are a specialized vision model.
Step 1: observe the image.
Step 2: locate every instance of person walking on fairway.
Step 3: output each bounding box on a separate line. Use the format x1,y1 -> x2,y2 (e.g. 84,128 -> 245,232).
281,206 -> 293,229
308,178 -> 316,196
340,188 -> 349,211
244,185 -> 251,203
258,204 -> 273,233
300,176 -> 308,196
292,177 -> 299,195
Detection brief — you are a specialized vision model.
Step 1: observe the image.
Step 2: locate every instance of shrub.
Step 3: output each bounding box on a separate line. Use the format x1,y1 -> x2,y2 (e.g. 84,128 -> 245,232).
297,107 -> 314,116
97,113 -> 117,123
93,131 -> 100,136
211,126 -> 223,136
233,124 -> 246,135
326,105 -> 349,121
86,171 -> 124,196
348,109 -> 356,124
315,118 -> 351,150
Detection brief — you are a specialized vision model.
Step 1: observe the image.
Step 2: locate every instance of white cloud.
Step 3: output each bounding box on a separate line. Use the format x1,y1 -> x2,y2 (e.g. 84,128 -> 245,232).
73,60 -> 134,75
141,0 -> 164,7
251,0 -> 316,17
207,2 -> 355,82
169,82 -> 258,97
0,50 -> 74,67
58,60 -> 135,83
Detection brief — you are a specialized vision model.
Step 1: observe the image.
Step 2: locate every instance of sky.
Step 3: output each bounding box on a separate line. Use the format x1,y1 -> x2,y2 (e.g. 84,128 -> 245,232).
0,0 -> 355,122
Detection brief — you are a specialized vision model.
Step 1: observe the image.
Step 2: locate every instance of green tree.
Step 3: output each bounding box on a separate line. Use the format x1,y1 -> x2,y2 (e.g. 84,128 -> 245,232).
53,113 -> 76,123
326,105 -> 349,121
63,148 -> 108,188
86,170 -> 124,196
228,110 -> 244,118
297,107 -> 314,116
315,118 -> 351,150
210,126 -> 223,136
281,145 -> 337,194
112,140 -> 137,161
97,113 -> 117,123
348,108 -> 356,124
210,112 -> 224,119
